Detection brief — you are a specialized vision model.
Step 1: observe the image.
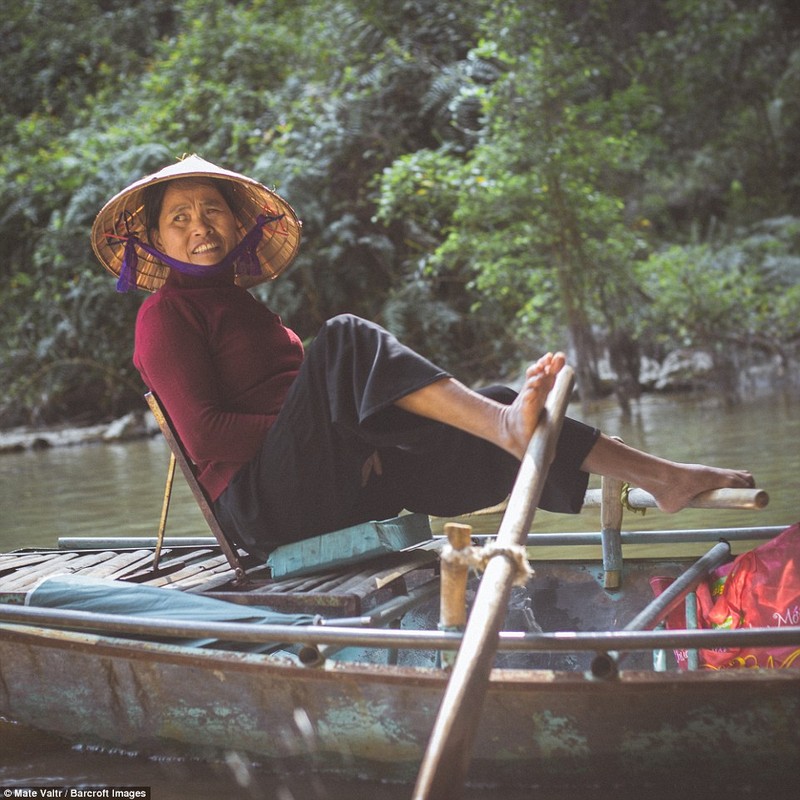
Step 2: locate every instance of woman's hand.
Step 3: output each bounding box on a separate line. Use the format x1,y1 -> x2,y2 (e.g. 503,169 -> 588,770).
361,450 -> 383,486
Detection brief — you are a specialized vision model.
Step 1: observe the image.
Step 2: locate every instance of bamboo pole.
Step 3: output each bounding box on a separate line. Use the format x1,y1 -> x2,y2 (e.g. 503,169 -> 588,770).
153,452 -> 176,570
449,485 -> 769,520
439,523 -> 473,668
600,469 -> 625,590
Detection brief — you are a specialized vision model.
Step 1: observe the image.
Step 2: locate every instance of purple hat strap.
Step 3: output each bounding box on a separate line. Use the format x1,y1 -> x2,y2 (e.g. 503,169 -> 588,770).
112,212 -> 285,292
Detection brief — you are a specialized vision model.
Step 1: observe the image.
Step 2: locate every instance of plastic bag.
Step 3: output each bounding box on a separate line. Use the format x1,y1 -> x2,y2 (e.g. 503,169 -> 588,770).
651,522 -> 800,670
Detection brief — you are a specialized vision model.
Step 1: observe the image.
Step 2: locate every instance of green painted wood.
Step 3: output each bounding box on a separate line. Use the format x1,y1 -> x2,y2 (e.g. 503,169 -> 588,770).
266,513 -> 433,578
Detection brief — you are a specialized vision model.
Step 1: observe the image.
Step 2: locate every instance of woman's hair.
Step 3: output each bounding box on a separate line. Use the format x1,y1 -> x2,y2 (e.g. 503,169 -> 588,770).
143,177 -> 242,240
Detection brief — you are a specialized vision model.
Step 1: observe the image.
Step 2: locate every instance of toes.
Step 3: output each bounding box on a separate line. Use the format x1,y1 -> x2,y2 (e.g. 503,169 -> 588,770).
526,353 -> 553,379
526,351 -> 567,381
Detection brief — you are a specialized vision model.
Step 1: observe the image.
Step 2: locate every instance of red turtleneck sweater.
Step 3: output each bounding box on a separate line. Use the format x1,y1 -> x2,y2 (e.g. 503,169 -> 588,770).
133,269 -> 304,501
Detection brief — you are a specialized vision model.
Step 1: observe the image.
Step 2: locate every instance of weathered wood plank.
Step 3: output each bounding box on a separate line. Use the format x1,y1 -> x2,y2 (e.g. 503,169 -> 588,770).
143,554 -> 231,588
0,551 -> 125,592
122,549 -> 217,582
88,550 -> 161,580
0,552 -> 58,575
0,543 -> 439,619
0,553 -> 83,592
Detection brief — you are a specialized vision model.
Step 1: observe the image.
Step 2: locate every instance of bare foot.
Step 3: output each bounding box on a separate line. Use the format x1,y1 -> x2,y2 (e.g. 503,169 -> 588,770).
581,435 -> 756,514
644,462 -> 755,513
500,352 -> 566,458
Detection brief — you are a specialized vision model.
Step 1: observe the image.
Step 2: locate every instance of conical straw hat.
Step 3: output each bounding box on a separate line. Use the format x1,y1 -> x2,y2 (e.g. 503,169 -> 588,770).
91,154 -> 301,292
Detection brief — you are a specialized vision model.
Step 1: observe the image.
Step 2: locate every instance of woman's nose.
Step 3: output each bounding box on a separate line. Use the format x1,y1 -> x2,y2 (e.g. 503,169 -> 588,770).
193,214 -> 214,234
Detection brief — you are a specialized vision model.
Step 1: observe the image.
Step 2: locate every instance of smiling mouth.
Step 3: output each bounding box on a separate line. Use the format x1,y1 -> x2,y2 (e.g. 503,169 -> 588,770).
192,242 -> 219,255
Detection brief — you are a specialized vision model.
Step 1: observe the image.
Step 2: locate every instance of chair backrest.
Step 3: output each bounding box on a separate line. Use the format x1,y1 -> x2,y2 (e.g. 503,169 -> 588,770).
145,392 -> 245,579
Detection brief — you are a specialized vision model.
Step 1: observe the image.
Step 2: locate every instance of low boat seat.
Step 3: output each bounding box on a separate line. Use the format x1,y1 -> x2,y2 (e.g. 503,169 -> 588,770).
144,392 -> 435,589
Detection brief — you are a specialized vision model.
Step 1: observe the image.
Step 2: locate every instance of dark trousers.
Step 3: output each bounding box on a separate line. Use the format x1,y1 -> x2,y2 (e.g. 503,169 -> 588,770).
215,314 -> 599,557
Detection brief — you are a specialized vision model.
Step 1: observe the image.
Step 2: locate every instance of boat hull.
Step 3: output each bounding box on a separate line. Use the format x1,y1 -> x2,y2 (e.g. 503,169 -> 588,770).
1,620 -> 798,787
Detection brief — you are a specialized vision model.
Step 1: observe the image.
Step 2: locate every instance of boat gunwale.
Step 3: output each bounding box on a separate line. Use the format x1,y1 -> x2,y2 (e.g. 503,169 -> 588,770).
3,619 -> 800,690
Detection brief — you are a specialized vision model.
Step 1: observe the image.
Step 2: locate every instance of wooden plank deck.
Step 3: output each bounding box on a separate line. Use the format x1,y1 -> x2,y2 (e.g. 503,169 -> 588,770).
0,542 -> 440,617
206,547 -> 440,615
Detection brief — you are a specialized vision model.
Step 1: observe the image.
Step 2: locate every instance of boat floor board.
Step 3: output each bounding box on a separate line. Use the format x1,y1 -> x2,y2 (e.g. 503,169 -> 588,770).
205,548 -> 440,615
97,549 -> 168,580
130,550 -> 224,586
0,543 -> 440,617
0,551 -> 120,593
0,551 -> 62,574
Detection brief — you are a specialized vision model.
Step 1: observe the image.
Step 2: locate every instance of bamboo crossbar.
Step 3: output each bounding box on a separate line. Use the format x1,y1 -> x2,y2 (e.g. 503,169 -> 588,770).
441,486 -> 769,521
583,486 -> 769,510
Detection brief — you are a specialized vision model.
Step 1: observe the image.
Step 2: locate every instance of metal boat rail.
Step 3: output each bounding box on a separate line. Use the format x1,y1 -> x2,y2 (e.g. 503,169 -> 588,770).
8,524 -> 795,668
57,524 -> 786,552
2,601 -> 799,658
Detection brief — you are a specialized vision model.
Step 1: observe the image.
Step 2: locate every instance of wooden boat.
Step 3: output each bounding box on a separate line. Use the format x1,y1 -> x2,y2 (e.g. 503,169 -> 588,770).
1,373 -> 798,796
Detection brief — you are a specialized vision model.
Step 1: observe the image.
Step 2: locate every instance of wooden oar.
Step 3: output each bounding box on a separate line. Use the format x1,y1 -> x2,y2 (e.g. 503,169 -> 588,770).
412,366 -> 575,800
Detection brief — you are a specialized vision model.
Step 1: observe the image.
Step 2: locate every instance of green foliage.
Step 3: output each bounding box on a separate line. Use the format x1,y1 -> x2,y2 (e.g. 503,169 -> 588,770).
0,0 -> 176,128
135,0 -> 304,161
638,217 -> 800,362
1,0 -> 799,425
245,0 -> 494,350
637,0 -> 800,231
411,2 -> 655,391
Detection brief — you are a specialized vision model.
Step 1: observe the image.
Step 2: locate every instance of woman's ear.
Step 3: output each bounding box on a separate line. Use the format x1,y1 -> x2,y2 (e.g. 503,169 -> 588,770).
147,228 -> 163,249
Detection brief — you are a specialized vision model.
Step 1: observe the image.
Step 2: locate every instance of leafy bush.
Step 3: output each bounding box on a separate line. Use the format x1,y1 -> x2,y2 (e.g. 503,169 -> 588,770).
637,216 -> 800,374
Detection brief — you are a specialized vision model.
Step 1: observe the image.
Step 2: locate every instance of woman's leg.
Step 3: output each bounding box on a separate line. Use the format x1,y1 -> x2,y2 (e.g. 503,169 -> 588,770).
579,434 -> 754,513
218,314 -> 755,555
216,320 -> 586,549
214,315 -> 455,550
391,351 -> 754,513
394,352 -> 565,459
375,387 -> 599,518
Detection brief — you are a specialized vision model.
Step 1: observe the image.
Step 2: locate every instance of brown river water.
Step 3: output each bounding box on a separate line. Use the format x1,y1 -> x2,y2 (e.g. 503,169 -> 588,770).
1,388 -> 798,799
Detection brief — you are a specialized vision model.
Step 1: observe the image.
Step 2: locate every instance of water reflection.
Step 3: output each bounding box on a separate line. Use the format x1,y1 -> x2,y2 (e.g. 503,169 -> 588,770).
0,437 -> 206,549
1,390 -> 797,552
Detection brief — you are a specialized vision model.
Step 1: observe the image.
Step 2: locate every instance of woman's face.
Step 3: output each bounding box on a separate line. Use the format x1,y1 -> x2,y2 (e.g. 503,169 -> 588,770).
152,179 -> 240,266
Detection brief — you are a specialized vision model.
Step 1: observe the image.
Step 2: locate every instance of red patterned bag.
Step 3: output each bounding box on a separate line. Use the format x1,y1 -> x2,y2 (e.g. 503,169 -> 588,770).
701,522 -> 800,669
650,522 -> 800,670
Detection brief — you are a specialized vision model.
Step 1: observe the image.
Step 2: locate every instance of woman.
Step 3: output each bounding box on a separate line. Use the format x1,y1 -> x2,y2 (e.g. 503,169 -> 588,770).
92,155 -> 754,558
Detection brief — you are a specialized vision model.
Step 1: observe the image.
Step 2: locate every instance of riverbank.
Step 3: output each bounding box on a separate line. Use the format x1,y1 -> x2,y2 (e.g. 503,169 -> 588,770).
0,411 -> 154,453
1,349 -> 795,455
